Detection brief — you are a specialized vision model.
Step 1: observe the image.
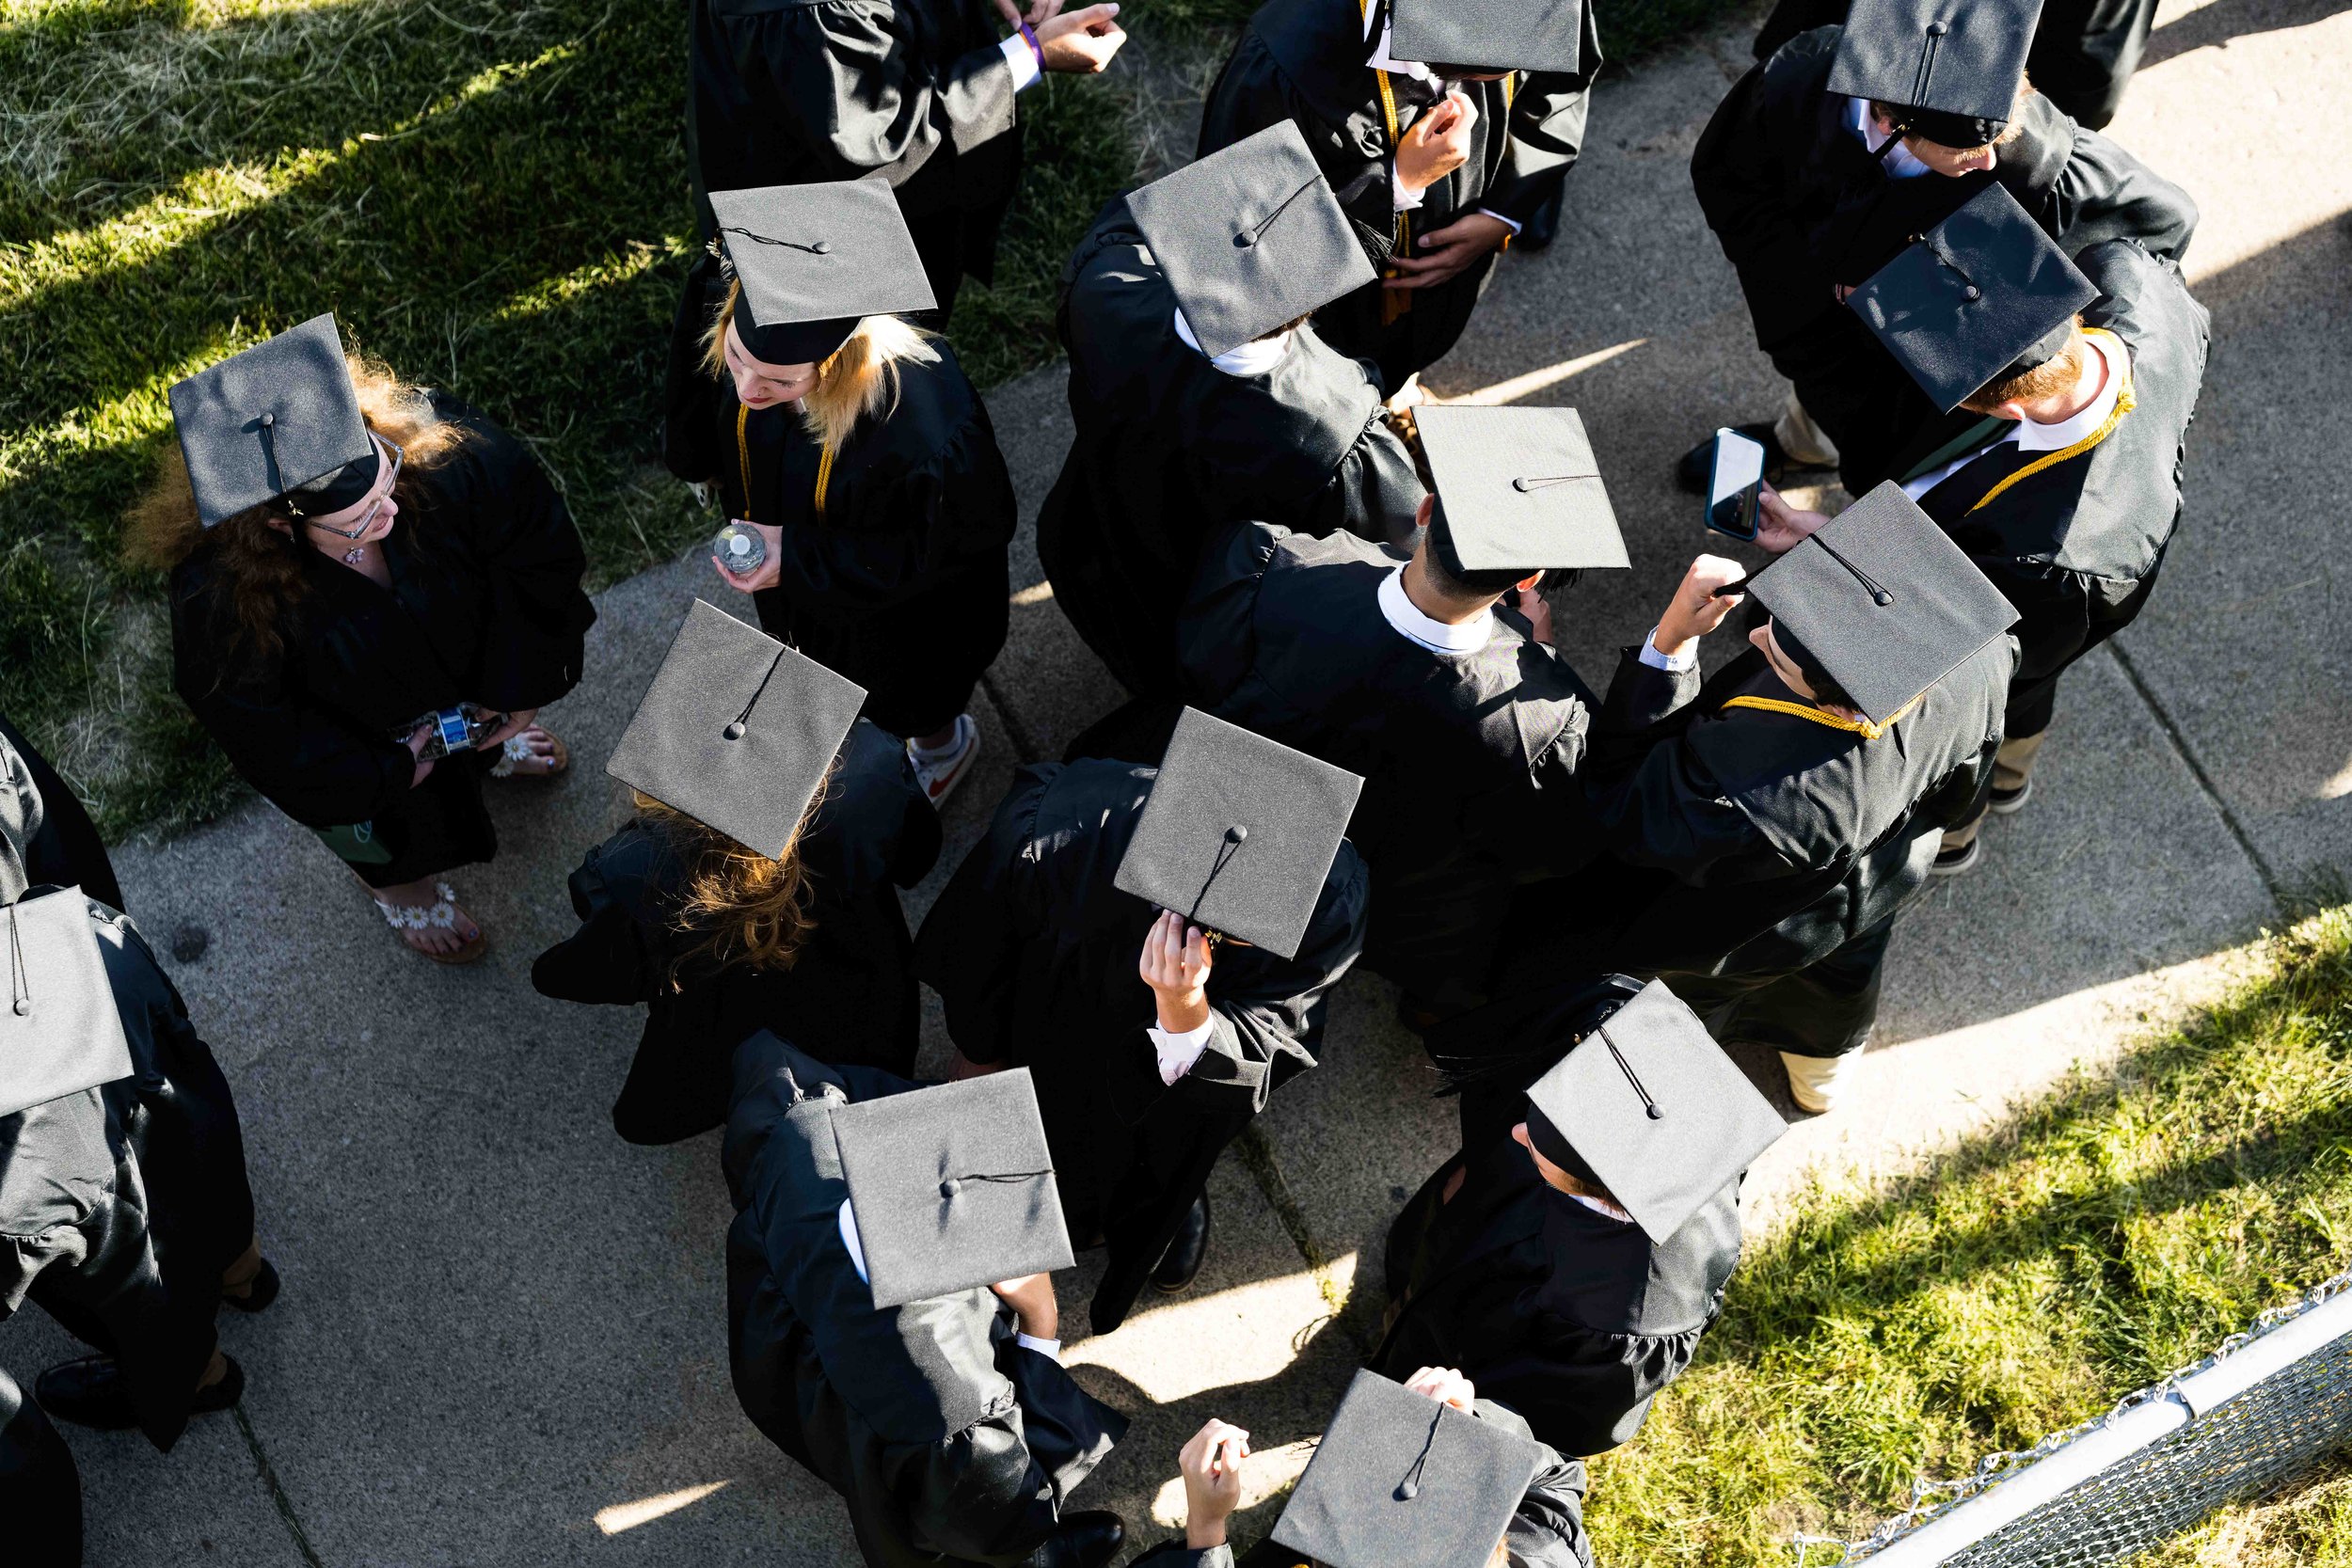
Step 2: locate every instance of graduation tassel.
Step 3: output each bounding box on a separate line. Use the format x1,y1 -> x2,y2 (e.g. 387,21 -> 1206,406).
723,651 -> 788,741
1394,1400 -> 1442,1500
1814,538 -> 1896,607
938,1167 -> 1055,1200
7,903 -> 28,1017
1597,1026 -> 1663,1120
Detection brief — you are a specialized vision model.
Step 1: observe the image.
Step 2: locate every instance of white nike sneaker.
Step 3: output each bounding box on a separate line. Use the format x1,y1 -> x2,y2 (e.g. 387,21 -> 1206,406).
909,714 -> 981,809
1780,1049 -> 1865,1115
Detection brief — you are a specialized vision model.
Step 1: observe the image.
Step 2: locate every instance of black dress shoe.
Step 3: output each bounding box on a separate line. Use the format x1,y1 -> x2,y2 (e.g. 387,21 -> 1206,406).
222,1258 -> 280,1314
1674,420 -> 1834,494
37,1354 -> 244,1431
1152,1193 -> 1212,1293
1027,1511 -> 1125,1568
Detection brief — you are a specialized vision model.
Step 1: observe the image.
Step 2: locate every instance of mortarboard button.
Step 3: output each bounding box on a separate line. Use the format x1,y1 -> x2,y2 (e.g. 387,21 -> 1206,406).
259,413 -> 274,428
12,998 -> 27,1017
1395,1481 -> 1419,1500
1927,19 -> 1947,33
1963,285 -> 1982,301
1225,824 -> 1248,843
723,720 -> 747,740
810,240 -> 833,254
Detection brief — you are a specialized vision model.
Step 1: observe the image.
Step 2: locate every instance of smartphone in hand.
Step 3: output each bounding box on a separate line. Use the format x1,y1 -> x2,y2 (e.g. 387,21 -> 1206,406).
1704,428 -> 1766,542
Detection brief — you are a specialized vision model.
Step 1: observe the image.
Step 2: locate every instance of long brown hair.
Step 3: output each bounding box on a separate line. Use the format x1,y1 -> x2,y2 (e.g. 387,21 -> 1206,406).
632,785 -> 827,982
125,352 -> 471,668
699,277 -> 938,454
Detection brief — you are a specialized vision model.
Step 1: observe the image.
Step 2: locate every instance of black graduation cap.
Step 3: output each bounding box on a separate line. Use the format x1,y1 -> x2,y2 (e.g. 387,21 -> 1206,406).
605,599 -> 867,861
1417,404 -> 1629,574
1746,482 -> 2020,726
707,180 -> 938,366
1518,978 -> 1788,1245
1271,1370 -> 1542,1568
1846,182 -> 2100,413
828,1069 -> 1075,1310
1125,122 -> 1376,360
1387,0 -> 1588,77
1826,0 -> 2045,147
1112,708 -> 1363,961
167,314 -> 376,528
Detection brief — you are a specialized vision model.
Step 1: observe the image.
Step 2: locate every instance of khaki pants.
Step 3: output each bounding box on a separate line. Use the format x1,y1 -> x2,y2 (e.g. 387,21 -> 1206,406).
1773,388 -> 1841,467
1942,731 -> 2051,853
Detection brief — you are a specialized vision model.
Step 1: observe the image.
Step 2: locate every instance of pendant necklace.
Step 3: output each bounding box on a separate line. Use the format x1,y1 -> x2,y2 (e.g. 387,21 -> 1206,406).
343,541 -> 369,566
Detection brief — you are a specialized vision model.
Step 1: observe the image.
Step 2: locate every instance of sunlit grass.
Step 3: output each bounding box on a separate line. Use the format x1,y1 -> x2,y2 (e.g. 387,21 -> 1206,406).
1584,905 -> 2352,1565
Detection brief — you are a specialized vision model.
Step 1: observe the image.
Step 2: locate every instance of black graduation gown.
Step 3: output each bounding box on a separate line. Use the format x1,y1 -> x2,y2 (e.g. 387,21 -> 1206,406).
1195,0 -> 1602,394
1178,521 -> 1598,1013
723,1034 -> 1126,1568
532,720 -> 943,1145
1891,240 -> 2210,739
914,759 -> 1369,1333
167,396 -> 594,888
1372,1127 -> 1738,1459
0,1368 -> 80,1568
718,344 -> 1015,739
1127,1400 -> 1594,1568
1514,639 -> 2015,1056
0,714 -> 123,913
1034,199 -> 1424,700
1749,0 -> 2160,130
1688,24 -> 2199,492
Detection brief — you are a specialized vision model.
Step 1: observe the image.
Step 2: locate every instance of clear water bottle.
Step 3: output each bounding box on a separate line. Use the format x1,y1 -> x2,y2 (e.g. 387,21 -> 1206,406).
715,522 -> 766,577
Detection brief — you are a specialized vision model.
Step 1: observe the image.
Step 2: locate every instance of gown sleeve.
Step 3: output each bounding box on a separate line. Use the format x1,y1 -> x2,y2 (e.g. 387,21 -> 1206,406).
1476,1402 -> 1598,1568
1312,412 -> 1423,546
739,1 -> 1018,187
432,409 -> 595,713
168,575 -> 413,830
2046,125 -> 2200,263
915,767 -> 1055,1067
1582,651 -> 1781,888
774,387 -> 1019,610
1689,34 -> 1836,347
1001,1338 -> 1128,1503
1175,521 -> 1288,706
1470,1318 -> 1699,1457
530,833 -> 660,1006
1483,16 -> 1603,227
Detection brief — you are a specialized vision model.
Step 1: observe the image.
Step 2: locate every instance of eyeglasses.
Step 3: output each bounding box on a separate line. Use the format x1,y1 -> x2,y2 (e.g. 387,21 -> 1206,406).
300,433 -> 404,540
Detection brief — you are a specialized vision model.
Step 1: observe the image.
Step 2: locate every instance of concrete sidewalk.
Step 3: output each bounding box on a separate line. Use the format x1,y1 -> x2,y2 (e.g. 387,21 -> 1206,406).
15,0 -> 2347,1560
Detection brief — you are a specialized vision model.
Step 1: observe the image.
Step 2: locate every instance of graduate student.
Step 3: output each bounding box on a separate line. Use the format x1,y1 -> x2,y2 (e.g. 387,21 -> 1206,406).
1376,979 -> 1787,1458
0,1370 -> 79,1566
1788,193 -> 2211,874
134,316 -> 595,963
723,1036 -> 1128,1567
1685,0 -> 2197,496
1039,124 -> 1424,701
1749,0 -> 2159,130
1133,1367 -> 1596,1567
0,715 -> 123,915
666,0 -> 1128,472
697,181 -> 1016,805
1,739 -> 273,1442
1536,485 -> 2020,1115
532,602 -> 941,1145
1195,0 -> 1603,396
916,709 -> 1369,1331
1179,405 -> 1622,1019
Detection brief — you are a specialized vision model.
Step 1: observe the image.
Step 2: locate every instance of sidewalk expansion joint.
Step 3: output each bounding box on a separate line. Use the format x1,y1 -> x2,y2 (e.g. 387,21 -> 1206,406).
1233,1123 -> 1369,1356
2107,641 -> 2289,915
232,1405 -> 327,1568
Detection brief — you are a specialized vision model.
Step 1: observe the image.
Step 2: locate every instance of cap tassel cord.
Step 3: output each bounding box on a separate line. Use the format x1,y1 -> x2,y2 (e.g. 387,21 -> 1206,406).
723,650 -> 788,741
1915,231 -> 1983,302
1235,177 -> 1322,246
1511,472 -> 1596,492
1813,537 -> 1896,606
1394,1401 -> 1443,1500
7,902 -> 28,1017
1184,824 -> 1250,940
938,1166 -> 1055,1199
1597,1025 -> 1662,1120
716,225 -> 834,258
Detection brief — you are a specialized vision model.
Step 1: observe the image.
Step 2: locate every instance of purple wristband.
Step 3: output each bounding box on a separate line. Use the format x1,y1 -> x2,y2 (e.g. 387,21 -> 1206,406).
1018,19 -> 1044,68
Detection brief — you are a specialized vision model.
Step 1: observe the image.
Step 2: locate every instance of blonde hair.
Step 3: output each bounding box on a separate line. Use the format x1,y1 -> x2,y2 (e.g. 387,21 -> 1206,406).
1961,318 -> 2089,412
125,350 -> 472,667
633,786 -> 825,982
700,277 -> 940,454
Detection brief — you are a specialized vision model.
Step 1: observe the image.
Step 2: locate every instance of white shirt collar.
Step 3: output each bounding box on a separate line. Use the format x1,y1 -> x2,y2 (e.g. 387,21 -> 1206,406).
1172,307 -> 1294,378
2016,330 -> 2125,452
837,1199 -> 869,1283
1364,2 -> 1442,90
1568,1191 -> 1636,1225
1377,564 -> 1492,655
1848,97 -> 1936,180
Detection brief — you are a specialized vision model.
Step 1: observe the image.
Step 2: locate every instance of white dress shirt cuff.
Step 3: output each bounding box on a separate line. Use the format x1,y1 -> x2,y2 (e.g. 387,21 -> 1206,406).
1016,1333 -> 1064,1362
1475,207 -> 1521,236
1147,1019 -> 1216,1085
1000,31 -> 1042,91
1638,627 -> 1698,673
1391,168 -> 1426,214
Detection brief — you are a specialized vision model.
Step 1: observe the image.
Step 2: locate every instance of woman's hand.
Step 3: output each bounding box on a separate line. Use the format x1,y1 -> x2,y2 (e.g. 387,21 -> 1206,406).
405,725 -> 437,789
1650,554 -> 1749,662
1037,3 -> 1123,72
1404,1366 -> 1479,1412
472,705 -> 536,752
1394,90 -> 1477,197
993,0 -> 1065,26
1178,1418 -> 1251,1549
1386,212 -> 1514,293
1139,910 -> 1214,1035
713,521 -> 785,593
990,1272 -> 1059,1341
1755,485 -> 1831,555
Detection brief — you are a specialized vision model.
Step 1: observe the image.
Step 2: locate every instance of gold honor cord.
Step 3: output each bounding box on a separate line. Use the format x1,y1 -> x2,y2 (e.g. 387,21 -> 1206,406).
735,402 -> 836,524
1721,690 -> 1924,741
1967,329 -> 2137,515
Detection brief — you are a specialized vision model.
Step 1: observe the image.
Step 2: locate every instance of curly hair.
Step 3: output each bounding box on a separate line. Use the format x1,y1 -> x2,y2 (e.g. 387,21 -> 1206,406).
124,351 -> 472,669
698,277 -> 938,455
631,785 -> 827,983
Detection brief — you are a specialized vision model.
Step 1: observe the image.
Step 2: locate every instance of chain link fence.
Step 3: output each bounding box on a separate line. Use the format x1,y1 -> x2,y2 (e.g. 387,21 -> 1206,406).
1790,1265 -> 2352,1566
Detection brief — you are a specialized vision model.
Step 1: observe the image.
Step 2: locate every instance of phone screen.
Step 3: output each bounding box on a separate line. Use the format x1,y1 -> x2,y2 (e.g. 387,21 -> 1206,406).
1707,429 -> 1766,542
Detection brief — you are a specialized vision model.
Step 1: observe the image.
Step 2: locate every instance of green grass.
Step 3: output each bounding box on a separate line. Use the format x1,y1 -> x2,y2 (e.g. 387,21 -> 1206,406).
1583,904 -> 2352,1565
2171,1449 -> 2352,1566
